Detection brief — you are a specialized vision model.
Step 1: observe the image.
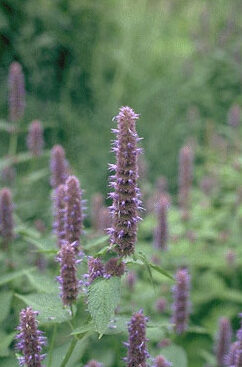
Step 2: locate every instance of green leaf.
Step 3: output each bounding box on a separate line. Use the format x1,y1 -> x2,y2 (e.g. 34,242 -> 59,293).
85,236 -> 109,250
0,268 -> 34,286
161,345 -> 187,367
15,293 -> 72,324
25,271 -> 59,294
149,263 -> 174,280
137,251 -> 174,281
95,245 -> 111,257
22,168 -> 49,184
0,332 -> 16,357
88,277 -> 121,336
19,234 -> 57,254
71,323 -> 95,336
0,291 -> 12,322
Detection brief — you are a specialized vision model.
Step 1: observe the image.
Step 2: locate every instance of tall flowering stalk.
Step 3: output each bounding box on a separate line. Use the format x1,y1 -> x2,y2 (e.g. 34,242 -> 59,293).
64,175 -> 83,251
56,242 -> 79,306
53,184 -> 66,248
172,268 -> 191,334
0,188 -> 14,248
152,355 -> 172,367
225,342 -> 239,366
50,145 -> 68,188
228,104 -> 240,128
216,317 -> 232,366
235,314 -> 242,367
8,61 -> 25,122
1,165 -> 16,185
16,307 -> 46,367
91,193 -> 104,230
124,310 -> 149,367
126,271 -> 136,291
178,145 -> 193,218
154,194 -> 169,250
108,106 -> 142,257
27,120 -> 44,156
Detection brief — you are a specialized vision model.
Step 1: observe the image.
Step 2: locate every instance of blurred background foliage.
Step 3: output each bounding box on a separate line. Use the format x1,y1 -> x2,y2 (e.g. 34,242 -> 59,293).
0,0 -> 242,205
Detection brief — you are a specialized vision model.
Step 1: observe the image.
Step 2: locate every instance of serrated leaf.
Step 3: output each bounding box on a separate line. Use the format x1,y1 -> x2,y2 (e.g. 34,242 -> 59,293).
0,291 -> 13,322
20,234 -> 57,254
0,268 -> 34,286
15,293 -> 72,324
25,272 -> 59,294
88,277 -> 121,336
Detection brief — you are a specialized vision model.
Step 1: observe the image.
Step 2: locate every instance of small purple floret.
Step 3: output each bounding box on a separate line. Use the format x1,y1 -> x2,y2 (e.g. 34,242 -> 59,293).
104,257 -> 125,277
88,257 -> 105,284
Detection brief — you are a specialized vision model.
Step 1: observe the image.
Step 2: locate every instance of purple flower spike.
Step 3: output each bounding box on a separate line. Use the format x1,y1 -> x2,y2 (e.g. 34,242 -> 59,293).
56,242 -> 79,306
178,145 -> 193,218
88,257 -> 104,284
53,184 -> 66,248
225,342 -> 239,366
8,62 -> 25,122
228,104 -> 240,128
109,106 -> 142,257
172,268 -> 191,334
64,175 -> 83,251
84,361 -> 103,367
0,188 -> 14,248
126,271 -> 136,291
16,307 -> 46,367
216,317 -> 232,366
1,165 -> 16,185
91,193 -> 104,230
27,120 -> 44,156
50,145 -> 68,188
155,298 -> 167,313
152,355 -> 172,367
104,257 -> 125,277
125,310 -> 149,367
235,314 -> 242,367
154,194 -> 169,250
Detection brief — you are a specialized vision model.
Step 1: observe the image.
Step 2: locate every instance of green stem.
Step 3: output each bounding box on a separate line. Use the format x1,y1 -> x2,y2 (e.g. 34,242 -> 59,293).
60,337 -> 78,367
8,130 -> 18,156
47,324 -> 57,367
